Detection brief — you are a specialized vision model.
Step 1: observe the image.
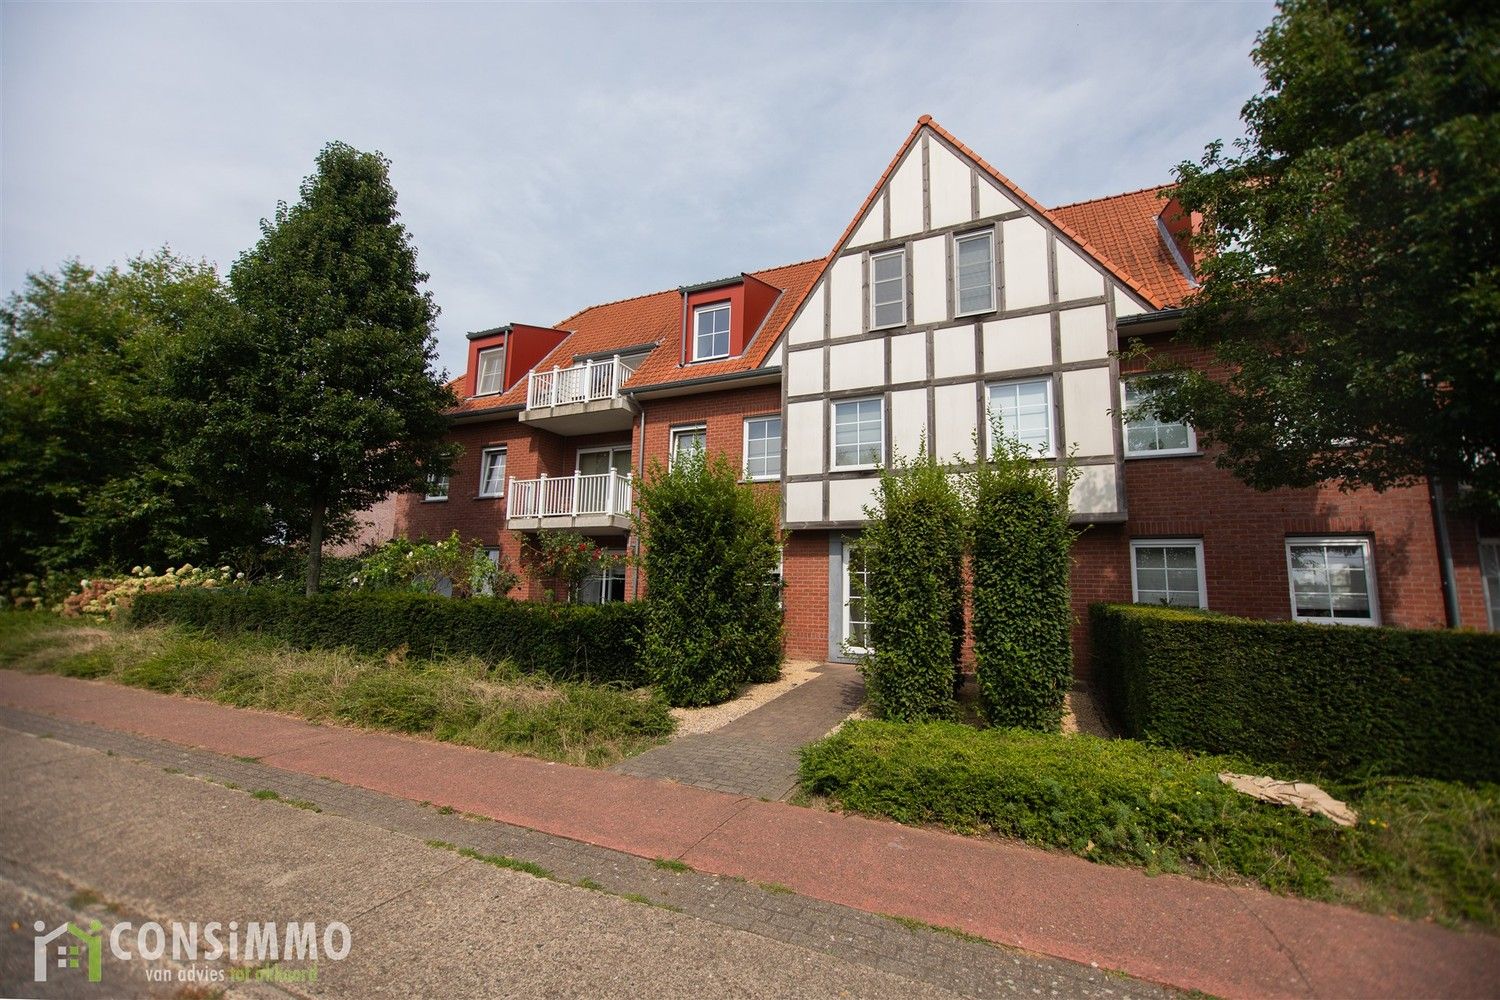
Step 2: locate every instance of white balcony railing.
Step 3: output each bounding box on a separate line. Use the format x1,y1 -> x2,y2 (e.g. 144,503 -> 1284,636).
526,355 -> 635,410
507,470 -> 634,522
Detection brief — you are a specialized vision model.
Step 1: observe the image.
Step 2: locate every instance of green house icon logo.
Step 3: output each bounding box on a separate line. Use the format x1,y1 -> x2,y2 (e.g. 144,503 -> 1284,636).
33,919 -> 104,983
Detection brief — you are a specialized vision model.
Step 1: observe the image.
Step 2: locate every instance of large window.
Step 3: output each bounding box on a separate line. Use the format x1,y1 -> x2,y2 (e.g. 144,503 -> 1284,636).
870,249 -> 905,329
693,303 -> 731,361
955,230 -> 995,315
577,446 -> 631,476
1130,540 -> 1206,609
476,347 -> 506,396
478,447 -> 507,498
670,424 -> 707,469
987,379 -> 1054,457
1122,380 -> 1195,456
579,558 -> 627,604
424,472 -> 449,501
843,538 -> 872,654
1286,537 -> 1378,625
743,416 -> 782,481
832,397 -> 883,469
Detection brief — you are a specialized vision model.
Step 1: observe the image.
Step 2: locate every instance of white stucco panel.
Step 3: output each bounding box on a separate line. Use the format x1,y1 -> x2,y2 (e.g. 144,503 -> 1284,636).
1061,367 -> 1115,458
828,338 -> 885,392
933,382 -> 979,463
786,346 -> 825,397
889,147 -> 924,238
912,236 -> 947,326
928,141 -> 973,230
977,175 -> 1022,218
761,341 -> 783,369
828,477 -> 880,523
828,254 -> 863,339
785,400 -> 825,477
1114,285 -> 1149,318
890,387 -> 928,464
787,283 -> 825,345
1059,305 -> 1109,363
848,194 -> 885,249
785,481 -> 823,524
983,313 -> 1052,374
1055,241 -> 1105,302
1069,464 -> 1120,516
890,331 -> 927,383
1002,217 -> 1050,309
933,323 -> 977,378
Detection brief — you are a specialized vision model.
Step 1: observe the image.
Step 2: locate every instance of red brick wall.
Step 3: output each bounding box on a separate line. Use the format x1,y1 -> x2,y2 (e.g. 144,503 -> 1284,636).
783,529 -> 832,660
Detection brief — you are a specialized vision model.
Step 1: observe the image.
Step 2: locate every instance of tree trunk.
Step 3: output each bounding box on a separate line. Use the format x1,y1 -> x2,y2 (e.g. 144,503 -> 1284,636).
305,499 -> 325,597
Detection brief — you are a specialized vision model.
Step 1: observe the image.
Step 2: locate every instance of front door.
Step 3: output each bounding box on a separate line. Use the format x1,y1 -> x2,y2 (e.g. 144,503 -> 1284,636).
841,538 -> 872,655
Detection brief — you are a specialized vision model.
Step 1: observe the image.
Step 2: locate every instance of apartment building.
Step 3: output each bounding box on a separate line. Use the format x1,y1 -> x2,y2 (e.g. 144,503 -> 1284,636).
366,116 -> 1500,679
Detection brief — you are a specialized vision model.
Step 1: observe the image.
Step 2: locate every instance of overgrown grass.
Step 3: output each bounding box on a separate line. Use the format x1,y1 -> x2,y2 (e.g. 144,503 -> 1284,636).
801,720 -> 1499,931
0,611 -> 674,767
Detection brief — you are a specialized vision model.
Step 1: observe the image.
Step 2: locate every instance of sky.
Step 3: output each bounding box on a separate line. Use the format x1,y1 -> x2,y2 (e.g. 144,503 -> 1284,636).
2,1 -> 1275,380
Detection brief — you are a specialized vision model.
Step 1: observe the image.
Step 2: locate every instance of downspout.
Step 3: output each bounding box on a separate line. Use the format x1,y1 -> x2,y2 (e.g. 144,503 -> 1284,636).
633,401 -> 647,600
1428,471 -> 1461,628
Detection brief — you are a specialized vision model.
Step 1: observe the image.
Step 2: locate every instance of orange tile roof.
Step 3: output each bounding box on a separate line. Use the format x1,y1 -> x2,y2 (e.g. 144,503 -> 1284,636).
1050,185 -> 1198,308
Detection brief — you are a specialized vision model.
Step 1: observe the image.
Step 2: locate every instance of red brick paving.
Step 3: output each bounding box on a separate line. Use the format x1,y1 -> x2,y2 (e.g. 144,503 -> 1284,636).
3,670 -> 1495,999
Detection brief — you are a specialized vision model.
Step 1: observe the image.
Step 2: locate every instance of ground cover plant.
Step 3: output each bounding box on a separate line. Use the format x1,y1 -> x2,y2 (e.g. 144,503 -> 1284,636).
0,611 -> 672,767
800,720 -> 1499,931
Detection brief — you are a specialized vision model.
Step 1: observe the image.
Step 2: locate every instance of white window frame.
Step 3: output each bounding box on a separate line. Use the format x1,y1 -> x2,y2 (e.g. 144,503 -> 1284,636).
1284,536 -> 1380,626
669,424 -> 708,470
423,472 -> 449,502
831,396 -> 885,471
576,444 -> 632,476
869,248 -> 906,330
692,302 -> 731,362
953,229 -> 996,317
1129,539 -> 1208,609
477,447 -> 507,498
578,558 -> 627,605
475,346 -> 506,396
742,415 -> 782,482
1480,537 -> 1500,632
986,378 -> 1055,458
1121,378 -> 1197,457
842,537 -> 872,655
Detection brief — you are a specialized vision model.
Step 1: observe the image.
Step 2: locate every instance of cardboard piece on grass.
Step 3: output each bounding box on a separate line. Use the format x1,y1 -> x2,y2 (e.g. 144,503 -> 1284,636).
1218,772 -> 1358,827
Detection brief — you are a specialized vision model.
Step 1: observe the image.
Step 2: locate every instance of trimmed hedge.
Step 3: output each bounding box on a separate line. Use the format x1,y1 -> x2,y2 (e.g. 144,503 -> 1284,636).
129,589 -> 648,686
1092,603 -> 1500,783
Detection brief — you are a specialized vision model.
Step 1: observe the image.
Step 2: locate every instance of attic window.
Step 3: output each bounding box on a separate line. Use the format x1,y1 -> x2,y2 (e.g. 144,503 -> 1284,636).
476,347 -> 506,396
693,303 -> 730,361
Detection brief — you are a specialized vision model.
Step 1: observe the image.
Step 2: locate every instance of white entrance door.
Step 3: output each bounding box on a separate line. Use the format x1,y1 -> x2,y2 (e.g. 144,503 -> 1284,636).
841,538 -> 872,655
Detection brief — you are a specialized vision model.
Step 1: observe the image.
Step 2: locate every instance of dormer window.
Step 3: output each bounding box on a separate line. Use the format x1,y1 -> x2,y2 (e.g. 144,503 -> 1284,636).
476,346 -> 506,396
693,303 -> 731,361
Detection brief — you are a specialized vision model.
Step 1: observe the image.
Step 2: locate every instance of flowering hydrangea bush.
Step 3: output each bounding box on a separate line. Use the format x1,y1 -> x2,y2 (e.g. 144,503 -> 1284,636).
58,563 -> 243,618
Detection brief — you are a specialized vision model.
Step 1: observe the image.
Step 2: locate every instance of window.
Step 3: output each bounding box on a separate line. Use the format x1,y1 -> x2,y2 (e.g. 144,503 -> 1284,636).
1130,540 -> 1207,609
870,249 -> 905,329
424,472 -> 449,501
1286,537 -> 1378,625
478,547 -> 502,596
843,538 -> 872,654
577,446 -> 631,476
955,230 -> 995,315
475,346 -> 506,396
1123,380 -> 1195,456
670,425 -> 707,469
832,397 -> 883,469
987,379 -> 1054,457
694,303 -> 731,361
478,447 -> 506,498
1481,540 -> 1500,631
578,558 -> 627,604
769,546 -> 784,609
743,416 -> 782,481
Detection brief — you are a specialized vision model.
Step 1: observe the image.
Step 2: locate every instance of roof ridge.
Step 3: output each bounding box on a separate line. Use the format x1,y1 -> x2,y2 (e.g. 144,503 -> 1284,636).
1049,182 -> 1177,213
550,255 -> 827,329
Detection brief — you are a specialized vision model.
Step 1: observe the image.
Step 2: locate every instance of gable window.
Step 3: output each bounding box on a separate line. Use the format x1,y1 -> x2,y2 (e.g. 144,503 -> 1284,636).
955,230 -> 995,315
744,416 -> 782,481
478,447 -> 507,498
670,424 -> 707,469
1286,537 -> 1378,625
476,346 -> 506,396
1131,540 -> 1206,608
987,379 -> 1054,457
1123,380 -> 1195,456
832,397 -> 883,469
693,303 -> 731,361
424,472 -> 449,501
870,249 -> 905,329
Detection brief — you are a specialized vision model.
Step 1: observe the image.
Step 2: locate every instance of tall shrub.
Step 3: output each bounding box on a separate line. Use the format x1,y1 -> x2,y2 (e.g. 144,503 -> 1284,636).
859,450 -> 967,721
971,434 -> 1076,730
634,450 -> 782,706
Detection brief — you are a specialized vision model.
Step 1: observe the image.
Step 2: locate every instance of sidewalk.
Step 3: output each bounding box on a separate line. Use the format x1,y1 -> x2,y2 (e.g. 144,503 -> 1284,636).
3,670 -> 1496,1000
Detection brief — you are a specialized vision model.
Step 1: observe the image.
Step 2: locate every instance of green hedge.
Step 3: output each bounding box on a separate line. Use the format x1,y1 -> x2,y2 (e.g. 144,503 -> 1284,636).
129,589 -> 648,686
1091,603 -> 1500,783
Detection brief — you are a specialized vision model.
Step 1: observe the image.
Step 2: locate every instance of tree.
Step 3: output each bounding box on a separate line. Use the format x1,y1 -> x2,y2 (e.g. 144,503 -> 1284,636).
1135,0 -> 1500,510
227,142 -> 457,595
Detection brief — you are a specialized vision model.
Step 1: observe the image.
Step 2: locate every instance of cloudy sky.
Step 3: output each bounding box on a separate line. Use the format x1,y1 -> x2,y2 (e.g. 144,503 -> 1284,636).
3,2 -> 1274,378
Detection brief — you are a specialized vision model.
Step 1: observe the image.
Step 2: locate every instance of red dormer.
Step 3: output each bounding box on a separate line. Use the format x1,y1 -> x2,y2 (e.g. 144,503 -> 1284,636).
679,272 -> 782,365
465,323 -> 571,399
1157,196 -> 1203,279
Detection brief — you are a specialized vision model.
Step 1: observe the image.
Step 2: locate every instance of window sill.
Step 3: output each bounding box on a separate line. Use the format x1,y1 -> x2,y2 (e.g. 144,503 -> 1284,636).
868,322 -> 905,333
741,476 -> 781,484
832,464 -> 881,474
1123,449 -> 1200,460
688,354 -> 733,365
422,498 -> 448,504
954,307 -> 995,321
1291,615 -> 1380,628
475,494 -> 505,500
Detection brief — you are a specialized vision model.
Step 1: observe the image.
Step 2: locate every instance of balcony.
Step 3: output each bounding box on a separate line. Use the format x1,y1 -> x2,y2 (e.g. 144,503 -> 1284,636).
506,470 -> 633,534
520,355 -> 639,434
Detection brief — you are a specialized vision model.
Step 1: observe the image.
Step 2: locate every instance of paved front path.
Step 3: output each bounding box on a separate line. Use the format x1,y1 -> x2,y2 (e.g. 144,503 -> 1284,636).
3,671 -> 1497,1000
612,662 -> 865,798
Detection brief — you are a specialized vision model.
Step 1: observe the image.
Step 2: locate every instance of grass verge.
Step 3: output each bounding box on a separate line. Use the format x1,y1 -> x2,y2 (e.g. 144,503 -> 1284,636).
800,720 -> 1498,931
0,611 -> 673,768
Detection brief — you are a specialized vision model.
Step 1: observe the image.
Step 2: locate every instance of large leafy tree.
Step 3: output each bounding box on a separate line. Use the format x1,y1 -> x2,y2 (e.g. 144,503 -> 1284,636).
227,142 -> 456,595
1137,0 -> 1499,510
